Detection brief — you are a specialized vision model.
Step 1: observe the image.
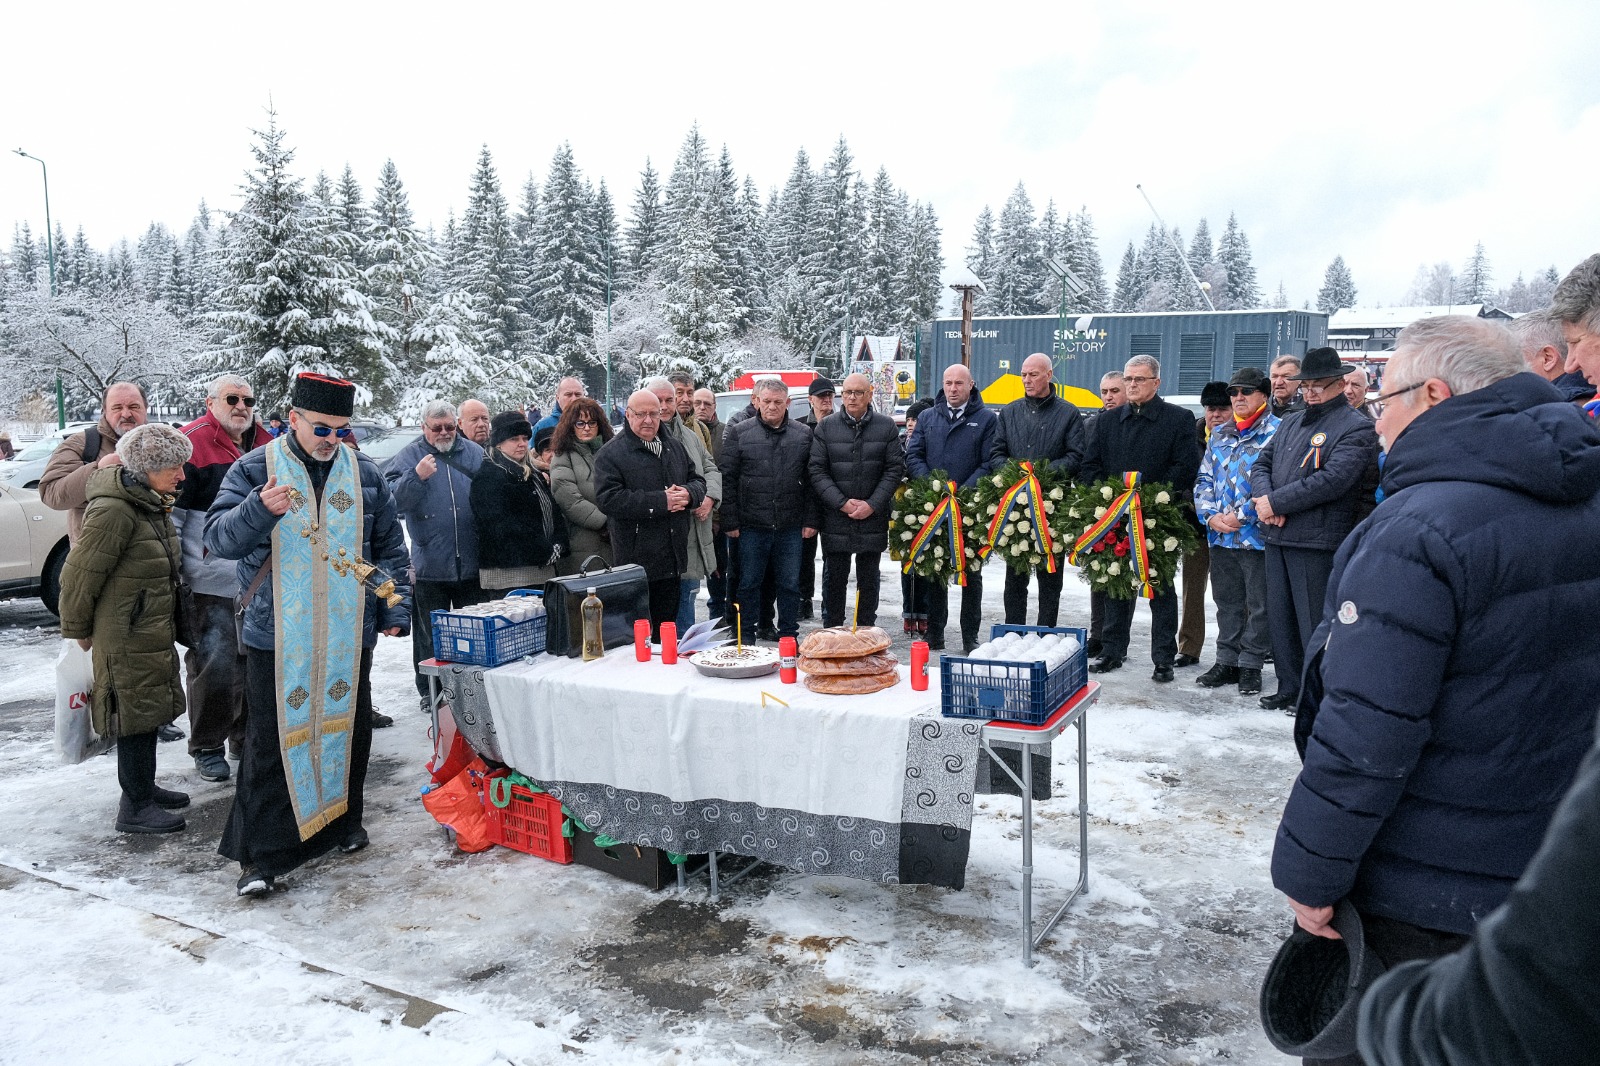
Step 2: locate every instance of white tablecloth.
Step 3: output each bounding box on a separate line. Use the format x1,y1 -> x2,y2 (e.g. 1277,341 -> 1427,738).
480,654 -> 940,825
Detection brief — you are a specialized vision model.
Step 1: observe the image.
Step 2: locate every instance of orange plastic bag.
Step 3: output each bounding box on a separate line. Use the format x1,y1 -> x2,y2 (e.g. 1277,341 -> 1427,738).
421,758 -> 494,852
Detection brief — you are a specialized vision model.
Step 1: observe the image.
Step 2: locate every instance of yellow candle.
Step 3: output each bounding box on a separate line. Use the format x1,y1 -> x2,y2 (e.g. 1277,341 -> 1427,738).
852,590 -> 859,633
736,603 -> 742,651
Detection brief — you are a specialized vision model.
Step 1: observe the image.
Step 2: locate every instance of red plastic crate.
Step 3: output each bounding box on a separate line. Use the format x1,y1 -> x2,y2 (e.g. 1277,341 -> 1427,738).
483,780 -> 572,863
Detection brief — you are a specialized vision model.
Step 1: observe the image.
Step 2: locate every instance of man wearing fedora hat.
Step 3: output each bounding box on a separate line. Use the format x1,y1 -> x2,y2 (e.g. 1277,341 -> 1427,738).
1249,347 -> 1379,712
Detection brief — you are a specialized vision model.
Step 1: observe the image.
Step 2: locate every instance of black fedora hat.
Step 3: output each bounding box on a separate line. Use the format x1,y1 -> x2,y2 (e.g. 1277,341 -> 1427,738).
1290,347 -> 1358,381
1259,900 -> 1386,1059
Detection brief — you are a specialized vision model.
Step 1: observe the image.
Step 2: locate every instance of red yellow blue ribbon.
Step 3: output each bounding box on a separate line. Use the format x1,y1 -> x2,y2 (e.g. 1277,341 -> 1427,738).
1069,472 -> 1155,599
903,481 -> 969,586
980,461 -> 1058,573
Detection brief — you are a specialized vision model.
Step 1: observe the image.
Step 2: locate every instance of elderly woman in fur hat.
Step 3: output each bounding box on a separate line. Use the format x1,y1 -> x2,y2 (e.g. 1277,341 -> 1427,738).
59,422 -> 194,835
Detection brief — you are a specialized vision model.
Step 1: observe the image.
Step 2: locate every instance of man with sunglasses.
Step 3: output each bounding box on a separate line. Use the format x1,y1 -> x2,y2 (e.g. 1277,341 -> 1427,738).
206,372 -> 411,896
386,399 -> 488,710
1249,347 -> 1379,712
172,375 -> 275,780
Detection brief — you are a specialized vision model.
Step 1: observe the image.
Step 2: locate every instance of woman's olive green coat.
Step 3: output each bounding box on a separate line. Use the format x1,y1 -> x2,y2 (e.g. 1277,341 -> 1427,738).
58,468 -> 184,737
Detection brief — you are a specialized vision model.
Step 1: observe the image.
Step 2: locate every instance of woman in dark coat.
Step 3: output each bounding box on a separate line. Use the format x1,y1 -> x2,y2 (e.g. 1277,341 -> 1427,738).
59,423 -> 193,834
470,411 -> 569,593
548,398 -> 614,573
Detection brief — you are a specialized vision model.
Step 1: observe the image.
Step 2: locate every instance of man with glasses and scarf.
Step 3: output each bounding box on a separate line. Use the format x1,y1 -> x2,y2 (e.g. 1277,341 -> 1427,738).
1250,347 -> 1379,713
174,375 -> 275,779
387,399 -> 487,711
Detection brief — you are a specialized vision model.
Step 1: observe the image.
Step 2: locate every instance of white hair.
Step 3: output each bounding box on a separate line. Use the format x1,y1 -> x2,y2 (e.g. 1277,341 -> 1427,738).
642,376 -> 673,394
1390,316 -> 1523,404
207,374 -> 251,400
1507,310 -> 1569,363
1125,354 -> 1160,377
752,376 -> 788,398
421,399 -> 458,422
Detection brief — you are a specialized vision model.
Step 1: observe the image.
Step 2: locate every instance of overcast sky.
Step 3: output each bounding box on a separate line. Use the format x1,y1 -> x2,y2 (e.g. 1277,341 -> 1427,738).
4,0 -> 1597,309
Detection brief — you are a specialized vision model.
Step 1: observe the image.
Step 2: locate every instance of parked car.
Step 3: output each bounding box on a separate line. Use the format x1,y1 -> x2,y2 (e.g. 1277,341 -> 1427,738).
0,481 -> 72,615
357,424 -> 423,473
0,422 -> 97,490
714,387 -> 811,424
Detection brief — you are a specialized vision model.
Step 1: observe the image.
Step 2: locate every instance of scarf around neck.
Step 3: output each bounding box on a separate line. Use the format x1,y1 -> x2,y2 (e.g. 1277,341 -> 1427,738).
1235,400 -> 1269,433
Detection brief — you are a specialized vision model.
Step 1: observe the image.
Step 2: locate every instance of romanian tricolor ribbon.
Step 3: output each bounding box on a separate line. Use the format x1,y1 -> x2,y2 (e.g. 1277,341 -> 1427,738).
1069,471 -> 1155,599
904,480 -> 969,586
980,461 -> 1057,573
1300,430 -> 1328,470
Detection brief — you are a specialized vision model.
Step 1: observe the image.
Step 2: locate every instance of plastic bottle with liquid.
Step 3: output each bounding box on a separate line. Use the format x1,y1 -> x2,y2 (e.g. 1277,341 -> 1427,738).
581,587 -> 605,661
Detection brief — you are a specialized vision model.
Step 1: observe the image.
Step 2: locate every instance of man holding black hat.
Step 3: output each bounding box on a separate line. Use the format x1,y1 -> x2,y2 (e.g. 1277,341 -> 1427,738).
1193,369 -> 1279,696
1176,381 -> 1231,668
205,372 -> 412,896
1250,347 -> 1379,712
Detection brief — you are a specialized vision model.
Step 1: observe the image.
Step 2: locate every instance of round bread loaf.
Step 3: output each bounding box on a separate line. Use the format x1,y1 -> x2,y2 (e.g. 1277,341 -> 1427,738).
804,670 -> 900,695
797,651 -> 900,676
799,626 -> 891,659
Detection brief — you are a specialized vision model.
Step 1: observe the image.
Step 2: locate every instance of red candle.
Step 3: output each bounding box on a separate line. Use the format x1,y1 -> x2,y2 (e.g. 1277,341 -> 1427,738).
661,622 -> 678,664
634,619 -> 651,662
910,640 -> 930,691
779,636 -> 798,684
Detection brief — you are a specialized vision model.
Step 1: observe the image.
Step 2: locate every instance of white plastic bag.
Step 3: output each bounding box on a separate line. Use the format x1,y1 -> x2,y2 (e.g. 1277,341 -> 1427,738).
54,639 -> 113,764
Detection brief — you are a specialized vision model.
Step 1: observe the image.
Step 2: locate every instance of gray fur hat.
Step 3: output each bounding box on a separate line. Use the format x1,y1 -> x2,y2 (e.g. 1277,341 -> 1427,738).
115,422 -> 193,476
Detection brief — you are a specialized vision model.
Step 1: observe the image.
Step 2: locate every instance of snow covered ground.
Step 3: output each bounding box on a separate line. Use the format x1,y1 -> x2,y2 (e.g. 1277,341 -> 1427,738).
0,562 -> 1301,1065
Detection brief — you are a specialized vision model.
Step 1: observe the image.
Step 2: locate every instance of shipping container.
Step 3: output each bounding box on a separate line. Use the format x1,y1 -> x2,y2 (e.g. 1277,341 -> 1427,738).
917,309 -> 1327,409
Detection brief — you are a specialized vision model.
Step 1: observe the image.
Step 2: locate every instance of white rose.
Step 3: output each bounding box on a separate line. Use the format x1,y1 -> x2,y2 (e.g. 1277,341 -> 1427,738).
1163,536 -> 1179,552
1108,561 -> 1121,575
1094,506 -> 1107,519
1029,554 -> 1042,565
1011,542 -> 1024,555
1101,486 -> 1114,500
992,475 -> 1004,487
1156,491 -> 1171,504
1145,538 -> 1155,551
1068,507 -> 1081,519
924,502 -> 935,513
1090,559 -> 1103,571
1050,487 -> 1064,500
1003,522 -> 1016,536
1016,519 -> 1031,534
987,504 -> 998,517
964,514 -> 975,525
1145,518 -> 1155,529
1132,576 -> 1143,588
901,531 -> 914,541
934,546 -> 944,557
1044,501 -> 1056,514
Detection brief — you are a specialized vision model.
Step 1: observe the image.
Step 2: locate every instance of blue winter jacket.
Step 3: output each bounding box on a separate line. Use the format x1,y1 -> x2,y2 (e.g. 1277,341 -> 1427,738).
1194,410 -> 1280,550
1249,394 -> 1378,552
1271,372 -> 1600,935
905,390 -> 998,488
385,435 -> 484,583
204,438 -> 412,652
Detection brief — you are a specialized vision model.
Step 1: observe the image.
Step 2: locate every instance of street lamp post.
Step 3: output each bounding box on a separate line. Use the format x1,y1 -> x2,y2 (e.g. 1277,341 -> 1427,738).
947,268 -> 986,368
602,237 -> 613,411
14,148 -> 65,428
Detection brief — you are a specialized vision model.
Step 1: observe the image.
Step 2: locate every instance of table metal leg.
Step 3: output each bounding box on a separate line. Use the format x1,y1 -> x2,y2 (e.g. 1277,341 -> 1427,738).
1021,741 -> 1035,968
428,673 -> 442,743
709,850 -> 720,899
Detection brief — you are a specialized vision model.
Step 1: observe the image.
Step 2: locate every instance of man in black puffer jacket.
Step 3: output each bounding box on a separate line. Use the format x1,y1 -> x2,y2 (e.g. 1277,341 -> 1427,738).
809,373 -> 904,629
985,353 -> 1086,628
721,377 -> 817,642
1249,347 -> 1380,712
1079,354 -> 1200,681
1271,318 -> 1600,1066
594,389 -> 706,638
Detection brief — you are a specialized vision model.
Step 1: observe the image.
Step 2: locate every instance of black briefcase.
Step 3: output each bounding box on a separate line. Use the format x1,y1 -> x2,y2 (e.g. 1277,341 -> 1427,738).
543,555 -> 651,657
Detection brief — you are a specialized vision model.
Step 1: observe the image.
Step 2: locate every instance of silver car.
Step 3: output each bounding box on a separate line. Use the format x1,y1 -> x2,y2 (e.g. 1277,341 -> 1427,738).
0,480 -> 71,615
0,422 -> 97,490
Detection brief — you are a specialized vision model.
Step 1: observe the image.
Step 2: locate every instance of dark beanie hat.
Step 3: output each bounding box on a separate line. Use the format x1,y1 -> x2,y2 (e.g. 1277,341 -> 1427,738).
490,410 -> 534,446
808,377 -> 836,397
1200,381 -> 1231,409
905,398 -> 935,424
532,424 -> 556,453
289,372 -> 356,417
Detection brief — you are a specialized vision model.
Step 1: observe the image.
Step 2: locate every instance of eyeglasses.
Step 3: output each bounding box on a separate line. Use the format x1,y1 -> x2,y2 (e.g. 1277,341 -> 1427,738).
627,410 -> 660,420
425,423 -> 457,433
1375,380 -> 1424,404
1122,376 -> 1156,384
574,418 -> 598,427
1299,378 -> 1345,394
841,388 -> 870,396
1226,386 -> 1261,397
308,423 -> 354,438
224,394 -> 257,408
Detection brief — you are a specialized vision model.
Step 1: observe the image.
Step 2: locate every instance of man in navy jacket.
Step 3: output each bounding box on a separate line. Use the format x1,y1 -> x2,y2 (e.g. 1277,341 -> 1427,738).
1272,318 -> 1600,1066
905,363 -> 997,651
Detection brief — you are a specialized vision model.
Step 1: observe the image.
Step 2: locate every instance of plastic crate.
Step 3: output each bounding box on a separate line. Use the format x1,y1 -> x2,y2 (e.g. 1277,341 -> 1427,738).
482,777 -> 572,863
431,590 -> 546,666
940,625 -> 1088,725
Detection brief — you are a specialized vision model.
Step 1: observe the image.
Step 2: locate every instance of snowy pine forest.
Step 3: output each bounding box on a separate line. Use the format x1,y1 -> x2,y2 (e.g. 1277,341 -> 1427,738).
0,110 -> 1567,423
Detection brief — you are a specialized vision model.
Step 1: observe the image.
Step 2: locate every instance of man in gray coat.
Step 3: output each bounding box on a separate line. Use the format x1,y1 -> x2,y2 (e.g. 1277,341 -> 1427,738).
647,377 -> 721,630
386,399 -> 486,708
809,373 -> 904,629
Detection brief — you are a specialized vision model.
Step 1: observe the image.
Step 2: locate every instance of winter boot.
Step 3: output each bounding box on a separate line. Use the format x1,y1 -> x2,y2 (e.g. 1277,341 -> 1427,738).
1237,668 -> 1263,696
116,797 -> 185,835
237,866 -> 275,897
153,786 -> 191,809
194,749 -> 231,782
1195,663 -> 1241,688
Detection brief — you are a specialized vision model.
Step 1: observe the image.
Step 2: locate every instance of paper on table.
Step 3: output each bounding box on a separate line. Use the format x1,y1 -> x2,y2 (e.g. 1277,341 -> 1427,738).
676,617 -> 732,653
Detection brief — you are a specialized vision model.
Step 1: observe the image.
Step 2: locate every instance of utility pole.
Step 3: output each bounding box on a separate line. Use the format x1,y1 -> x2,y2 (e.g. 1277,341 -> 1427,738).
14,148 -> 65,428
1135,183 -> 1216,312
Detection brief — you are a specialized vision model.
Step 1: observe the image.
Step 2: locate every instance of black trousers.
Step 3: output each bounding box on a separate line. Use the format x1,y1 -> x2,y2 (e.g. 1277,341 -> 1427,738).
822,550 -> 882,628
117,727 -> 159,807
1303,913 -> 1470,1066
220,646 -> 374,877
924,569 -> 985,650
1101,584 -> 1179,666
646,576 -> 680,642
1264,544 -> 1336,699
184,592 -> 247,757
411,577 -> 486,697
1003,560 -> 1066,627
1089,590 -> 1105,644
